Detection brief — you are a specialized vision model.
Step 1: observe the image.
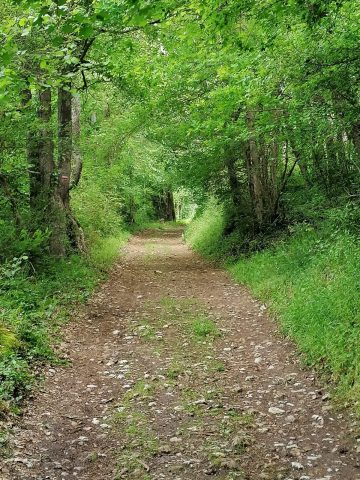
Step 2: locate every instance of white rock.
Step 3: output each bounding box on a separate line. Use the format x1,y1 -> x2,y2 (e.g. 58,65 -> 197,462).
170,436 -> 182,443
268,407 -> 285,415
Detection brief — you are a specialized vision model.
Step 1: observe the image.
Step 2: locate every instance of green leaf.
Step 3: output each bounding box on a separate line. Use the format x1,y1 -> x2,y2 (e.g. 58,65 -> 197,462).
79,24 -> 94,39
62,22 -> 75,34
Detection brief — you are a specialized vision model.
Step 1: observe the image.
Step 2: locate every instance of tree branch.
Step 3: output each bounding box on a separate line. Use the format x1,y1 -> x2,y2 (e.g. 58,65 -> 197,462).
70,10 -> 177,75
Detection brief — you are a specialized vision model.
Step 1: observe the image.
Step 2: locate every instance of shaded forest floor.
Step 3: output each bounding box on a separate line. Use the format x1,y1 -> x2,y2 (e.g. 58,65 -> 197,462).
1,228 -> 360,480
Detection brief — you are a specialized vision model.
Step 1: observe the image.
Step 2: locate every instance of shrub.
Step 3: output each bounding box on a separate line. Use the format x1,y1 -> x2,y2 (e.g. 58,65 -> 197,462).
185,198 -> 226,259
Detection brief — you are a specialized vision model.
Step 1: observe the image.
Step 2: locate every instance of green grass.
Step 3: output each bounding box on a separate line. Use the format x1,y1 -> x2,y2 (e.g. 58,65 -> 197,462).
186,199 -> 360,410
165,359 -> 184,379
156,297 -> 220,343
132,219 -> 188,232
113,381 -> 160,479
190,316 -> 220,339
185,198 -> 226,259
124,380 -> 156,401
230,224 -> 360,408
211,360 -> 225,372
0,229 -> 129,415
88,231 -> 130,270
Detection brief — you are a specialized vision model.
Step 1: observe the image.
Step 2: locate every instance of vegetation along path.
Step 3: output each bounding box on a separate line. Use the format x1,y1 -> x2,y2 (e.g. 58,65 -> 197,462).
2,228 -> 360,480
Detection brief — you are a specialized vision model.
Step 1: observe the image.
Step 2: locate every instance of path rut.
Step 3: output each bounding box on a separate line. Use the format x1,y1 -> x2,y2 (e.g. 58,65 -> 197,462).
1,228 -> 360,480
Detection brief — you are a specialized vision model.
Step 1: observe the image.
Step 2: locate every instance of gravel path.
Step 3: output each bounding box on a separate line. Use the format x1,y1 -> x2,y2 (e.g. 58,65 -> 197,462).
1,228 -> 360,480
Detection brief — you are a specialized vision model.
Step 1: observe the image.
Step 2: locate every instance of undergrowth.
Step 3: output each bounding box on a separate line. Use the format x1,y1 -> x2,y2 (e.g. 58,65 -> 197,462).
0,228 -> 129,416
132,219 -> 188,232
185,198 -> 226,259
187,197 -> 360,411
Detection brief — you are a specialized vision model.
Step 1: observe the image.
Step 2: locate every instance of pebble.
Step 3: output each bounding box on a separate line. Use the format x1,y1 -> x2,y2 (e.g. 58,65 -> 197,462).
170,437 -> 182,443
268,407 -> 285,415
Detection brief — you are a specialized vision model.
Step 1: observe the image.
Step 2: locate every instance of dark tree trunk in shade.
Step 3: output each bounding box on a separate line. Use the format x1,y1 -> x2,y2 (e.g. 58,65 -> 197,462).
27,88 -> 55,230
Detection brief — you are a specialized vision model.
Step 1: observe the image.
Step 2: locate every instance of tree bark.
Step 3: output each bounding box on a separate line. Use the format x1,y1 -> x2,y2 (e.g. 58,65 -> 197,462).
70,93 -> 83,190
27,88 -> 55,231
164,190 -> 176,221
245,110 -> 264,226
58,87 -> 72,208
50,86 -> 85,256
152,190 -> 176,221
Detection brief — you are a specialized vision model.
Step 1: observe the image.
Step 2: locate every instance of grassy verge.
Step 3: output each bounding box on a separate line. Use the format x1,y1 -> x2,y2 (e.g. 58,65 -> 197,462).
0,229 -> 129,419
185,198 -> 226,259
186,199 -> 360,410
230,226 -> 360,408
131,220 -> 188,232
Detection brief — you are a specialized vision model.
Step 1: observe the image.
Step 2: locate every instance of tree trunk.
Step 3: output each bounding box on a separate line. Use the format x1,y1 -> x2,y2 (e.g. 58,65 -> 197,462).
58,87 -> 72,209
245,110 -> 264,226
70,93 -> 83,189
27,88 -> 55,231
164,191 -> 176,221
50,86 -> 85,256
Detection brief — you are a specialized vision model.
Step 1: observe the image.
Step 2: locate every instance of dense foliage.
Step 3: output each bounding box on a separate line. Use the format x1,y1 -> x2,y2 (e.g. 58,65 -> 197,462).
1,0 -> 360,409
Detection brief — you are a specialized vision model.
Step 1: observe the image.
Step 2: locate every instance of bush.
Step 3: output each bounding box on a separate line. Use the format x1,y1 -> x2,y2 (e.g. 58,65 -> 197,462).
72,183 -> 124,239
0,221 -> 49,262
88,232 -> 130,271
185,198 -> 226,259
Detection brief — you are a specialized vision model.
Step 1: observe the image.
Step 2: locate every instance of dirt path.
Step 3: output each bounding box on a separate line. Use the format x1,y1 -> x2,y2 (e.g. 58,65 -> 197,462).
1,228 -> 360,480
